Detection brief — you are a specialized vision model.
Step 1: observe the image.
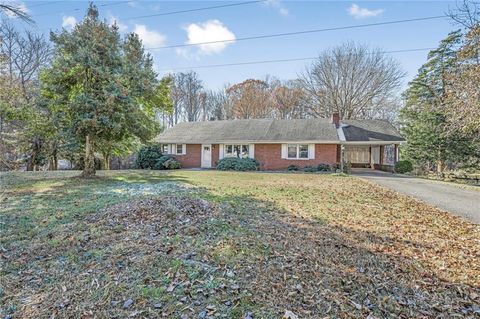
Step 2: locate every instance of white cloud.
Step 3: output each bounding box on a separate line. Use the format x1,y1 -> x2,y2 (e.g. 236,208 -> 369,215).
348,3 -> 384,19
5,1 -> 29,18
107,12 -> 128,32
265,0 -> 289,17
182,20 -> 236,56
133,24 -> 166,48
127,1 -> 139,8
62,16 -> 77,29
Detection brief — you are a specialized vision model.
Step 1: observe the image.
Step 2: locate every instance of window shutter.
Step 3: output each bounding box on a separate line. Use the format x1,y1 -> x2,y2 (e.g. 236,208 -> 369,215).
308,144 -> 315,159
219,144 -> 224,159
248,144 -> 255,159
281,144 -> 287,159
182,144 -> 186,155
168,144 -> 172,154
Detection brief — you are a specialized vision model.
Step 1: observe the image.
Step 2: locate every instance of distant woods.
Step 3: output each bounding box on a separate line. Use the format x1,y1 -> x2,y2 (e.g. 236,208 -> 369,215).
159,43 -> 405,126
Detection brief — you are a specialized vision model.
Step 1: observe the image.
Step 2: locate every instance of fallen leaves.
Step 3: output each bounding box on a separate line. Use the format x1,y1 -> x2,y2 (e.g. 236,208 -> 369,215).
2,171 -> 479,319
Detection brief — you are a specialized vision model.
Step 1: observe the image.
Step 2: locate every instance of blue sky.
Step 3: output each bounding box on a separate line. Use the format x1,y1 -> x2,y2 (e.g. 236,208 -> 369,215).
10,0 -> 459,89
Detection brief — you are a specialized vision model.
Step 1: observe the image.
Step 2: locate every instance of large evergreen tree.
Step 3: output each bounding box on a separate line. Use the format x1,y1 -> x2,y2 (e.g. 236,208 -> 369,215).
41,4 -> 169,177
400,31 -> 477,172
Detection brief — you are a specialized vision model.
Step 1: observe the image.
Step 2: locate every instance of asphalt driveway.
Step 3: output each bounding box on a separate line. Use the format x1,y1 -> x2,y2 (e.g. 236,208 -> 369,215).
352,169 -> 480,224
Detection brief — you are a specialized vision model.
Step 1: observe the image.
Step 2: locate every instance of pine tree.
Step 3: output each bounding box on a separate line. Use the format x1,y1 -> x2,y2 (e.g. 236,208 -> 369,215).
400,31 -> 465,172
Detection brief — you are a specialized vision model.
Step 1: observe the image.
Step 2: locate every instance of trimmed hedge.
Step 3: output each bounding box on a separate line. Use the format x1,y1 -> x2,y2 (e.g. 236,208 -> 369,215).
394,160 -> 413,174
136,145 -> 163,169
216,157 -> 259,171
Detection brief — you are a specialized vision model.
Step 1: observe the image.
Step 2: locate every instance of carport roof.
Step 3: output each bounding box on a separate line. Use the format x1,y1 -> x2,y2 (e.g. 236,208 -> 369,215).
341,119 -> 404,142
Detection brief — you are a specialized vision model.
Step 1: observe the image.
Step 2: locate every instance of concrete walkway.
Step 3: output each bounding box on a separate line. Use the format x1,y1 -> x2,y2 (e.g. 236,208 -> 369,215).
351,169 -> 480,224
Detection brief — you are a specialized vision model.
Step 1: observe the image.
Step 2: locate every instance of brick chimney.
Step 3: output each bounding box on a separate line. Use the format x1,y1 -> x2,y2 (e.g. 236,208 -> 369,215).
331,112 -> 340,128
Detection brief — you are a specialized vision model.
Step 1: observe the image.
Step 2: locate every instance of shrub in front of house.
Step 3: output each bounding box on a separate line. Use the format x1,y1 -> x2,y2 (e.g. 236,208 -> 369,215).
303,166 -> 317,173
216,157 -> 259,171
136,145 -> 163,169
317,163 -> 332,172
153,155 -> 182,170
287,164 -> 299,171
394,160 -> 413,174
162,157 -> 182,170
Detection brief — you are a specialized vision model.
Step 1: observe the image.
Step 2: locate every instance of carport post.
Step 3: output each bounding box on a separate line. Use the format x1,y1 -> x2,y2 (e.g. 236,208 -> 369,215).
340,144 -> 345,173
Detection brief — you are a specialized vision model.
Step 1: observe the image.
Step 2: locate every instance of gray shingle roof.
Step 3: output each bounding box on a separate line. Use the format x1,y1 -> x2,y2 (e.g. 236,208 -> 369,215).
156,118 -> 404,144
341,119 -> 404,142
157,118 -> 339,144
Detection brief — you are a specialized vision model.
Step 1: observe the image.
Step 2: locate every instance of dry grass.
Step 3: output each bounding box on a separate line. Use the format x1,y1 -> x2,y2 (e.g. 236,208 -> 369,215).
1,170 -> 479,318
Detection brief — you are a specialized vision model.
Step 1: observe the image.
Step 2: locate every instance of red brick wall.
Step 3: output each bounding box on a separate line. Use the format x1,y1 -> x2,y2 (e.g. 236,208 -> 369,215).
254,144 -> 338,170
211,144 -> 219,168
175,144 -> 201,168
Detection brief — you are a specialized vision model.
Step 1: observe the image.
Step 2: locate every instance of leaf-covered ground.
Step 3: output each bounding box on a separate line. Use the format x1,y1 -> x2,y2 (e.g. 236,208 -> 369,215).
1,170 -> 479,318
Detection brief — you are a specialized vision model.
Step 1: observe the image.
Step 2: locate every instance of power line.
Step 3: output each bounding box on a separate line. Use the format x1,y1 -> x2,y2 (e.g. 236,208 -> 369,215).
32,1 -> 132,17
28,1 -> 64,9
29,0 -> 263,18
125,0 -> 265,20
147,15 -> 447,51
158,48 -> 436,72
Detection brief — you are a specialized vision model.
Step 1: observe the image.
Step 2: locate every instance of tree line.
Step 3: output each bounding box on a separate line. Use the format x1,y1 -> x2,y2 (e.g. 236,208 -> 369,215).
159,42 -> 404,126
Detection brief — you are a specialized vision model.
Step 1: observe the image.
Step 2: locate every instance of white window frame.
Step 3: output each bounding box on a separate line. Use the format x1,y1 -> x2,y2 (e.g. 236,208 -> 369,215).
287,144 -> 309,160
161,144 -> 170,154
224,144 -> 250,158
175,144 -> 183,155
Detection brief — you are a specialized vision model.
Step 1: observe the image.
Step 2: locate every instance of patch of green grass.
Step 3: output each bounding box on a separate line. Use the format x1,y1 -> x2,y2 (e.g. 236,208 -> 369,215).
138,285 -> 166,300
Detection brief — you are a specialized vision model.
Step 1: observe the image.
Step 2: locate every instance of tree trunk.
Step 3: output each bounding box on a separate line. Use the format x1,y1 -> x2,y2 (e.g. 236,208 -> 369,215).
436,159 -> 445,174
103,153 -> 110,170
82,134 -> 96,177
48,146 -> 58,171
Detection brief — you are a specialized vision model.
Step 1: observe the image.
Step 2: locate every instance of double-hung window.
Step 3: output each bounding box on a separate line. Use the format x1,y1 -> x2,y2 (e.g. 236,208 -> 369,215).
161,144 -> 170,154
224,144 -> 249,158
287,144 -> 309,159
175,144 -> 183,155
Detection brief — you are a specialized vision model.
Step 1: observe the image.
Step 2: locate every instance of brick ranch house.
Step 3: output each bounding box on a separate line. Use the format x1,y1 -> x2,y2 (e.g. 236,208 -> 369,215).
156,114 -> 405,171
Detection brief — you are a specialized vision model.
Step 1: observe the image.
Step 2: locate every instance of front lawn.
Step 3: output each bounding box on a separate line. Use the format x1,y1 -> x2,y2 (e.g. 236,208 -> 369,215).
1,170 -> 479,318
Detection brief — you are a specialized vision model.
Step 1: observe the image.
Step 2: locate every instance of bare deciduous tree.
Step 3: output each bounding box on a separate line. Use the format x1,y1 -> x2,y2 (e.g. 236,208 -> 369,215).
299,42 -> 405,120
0,20 -> 51,170
226,79 -> 272,119
0,3 -> 33,24
270,79 -> 307,119
204,88 -> 230,120
448,0 -> 479,29
169,71 -> 204,122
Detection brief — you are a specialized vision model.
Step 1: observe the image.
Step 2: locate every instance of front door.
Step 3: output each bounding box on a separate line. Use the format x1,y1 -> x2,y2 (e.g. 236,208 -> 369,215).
201,144 -> 212,168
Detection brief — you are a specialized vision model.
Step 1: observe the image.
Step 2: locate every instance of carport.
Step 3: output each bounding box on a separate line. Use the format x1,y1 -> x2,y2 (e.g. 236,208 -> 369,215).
343,143 -> 400,171
337,119 -> 405,171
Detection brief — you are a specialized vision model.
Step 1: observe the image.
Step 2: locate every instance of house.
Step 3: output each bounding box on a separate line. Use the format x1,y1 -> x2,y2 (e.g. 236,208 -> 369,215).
156,114 -> 405,171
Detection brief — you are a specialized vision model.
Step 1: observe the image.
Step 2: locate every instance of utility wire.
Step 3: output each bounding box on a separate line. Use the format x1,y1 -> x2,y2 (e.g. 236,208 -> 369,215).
125,0 -> 265,20
28,1 -> 64,9
158,48 -> 436,72
147,15 -> 447,50
30,0 -> 263,18
32,1 -> 132,17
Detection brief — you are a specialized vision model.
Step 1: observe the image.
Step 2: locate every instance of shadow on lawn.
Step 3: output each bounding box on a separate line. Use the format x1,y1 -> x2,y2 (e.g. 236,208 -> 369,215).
1,173 -> 479,318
